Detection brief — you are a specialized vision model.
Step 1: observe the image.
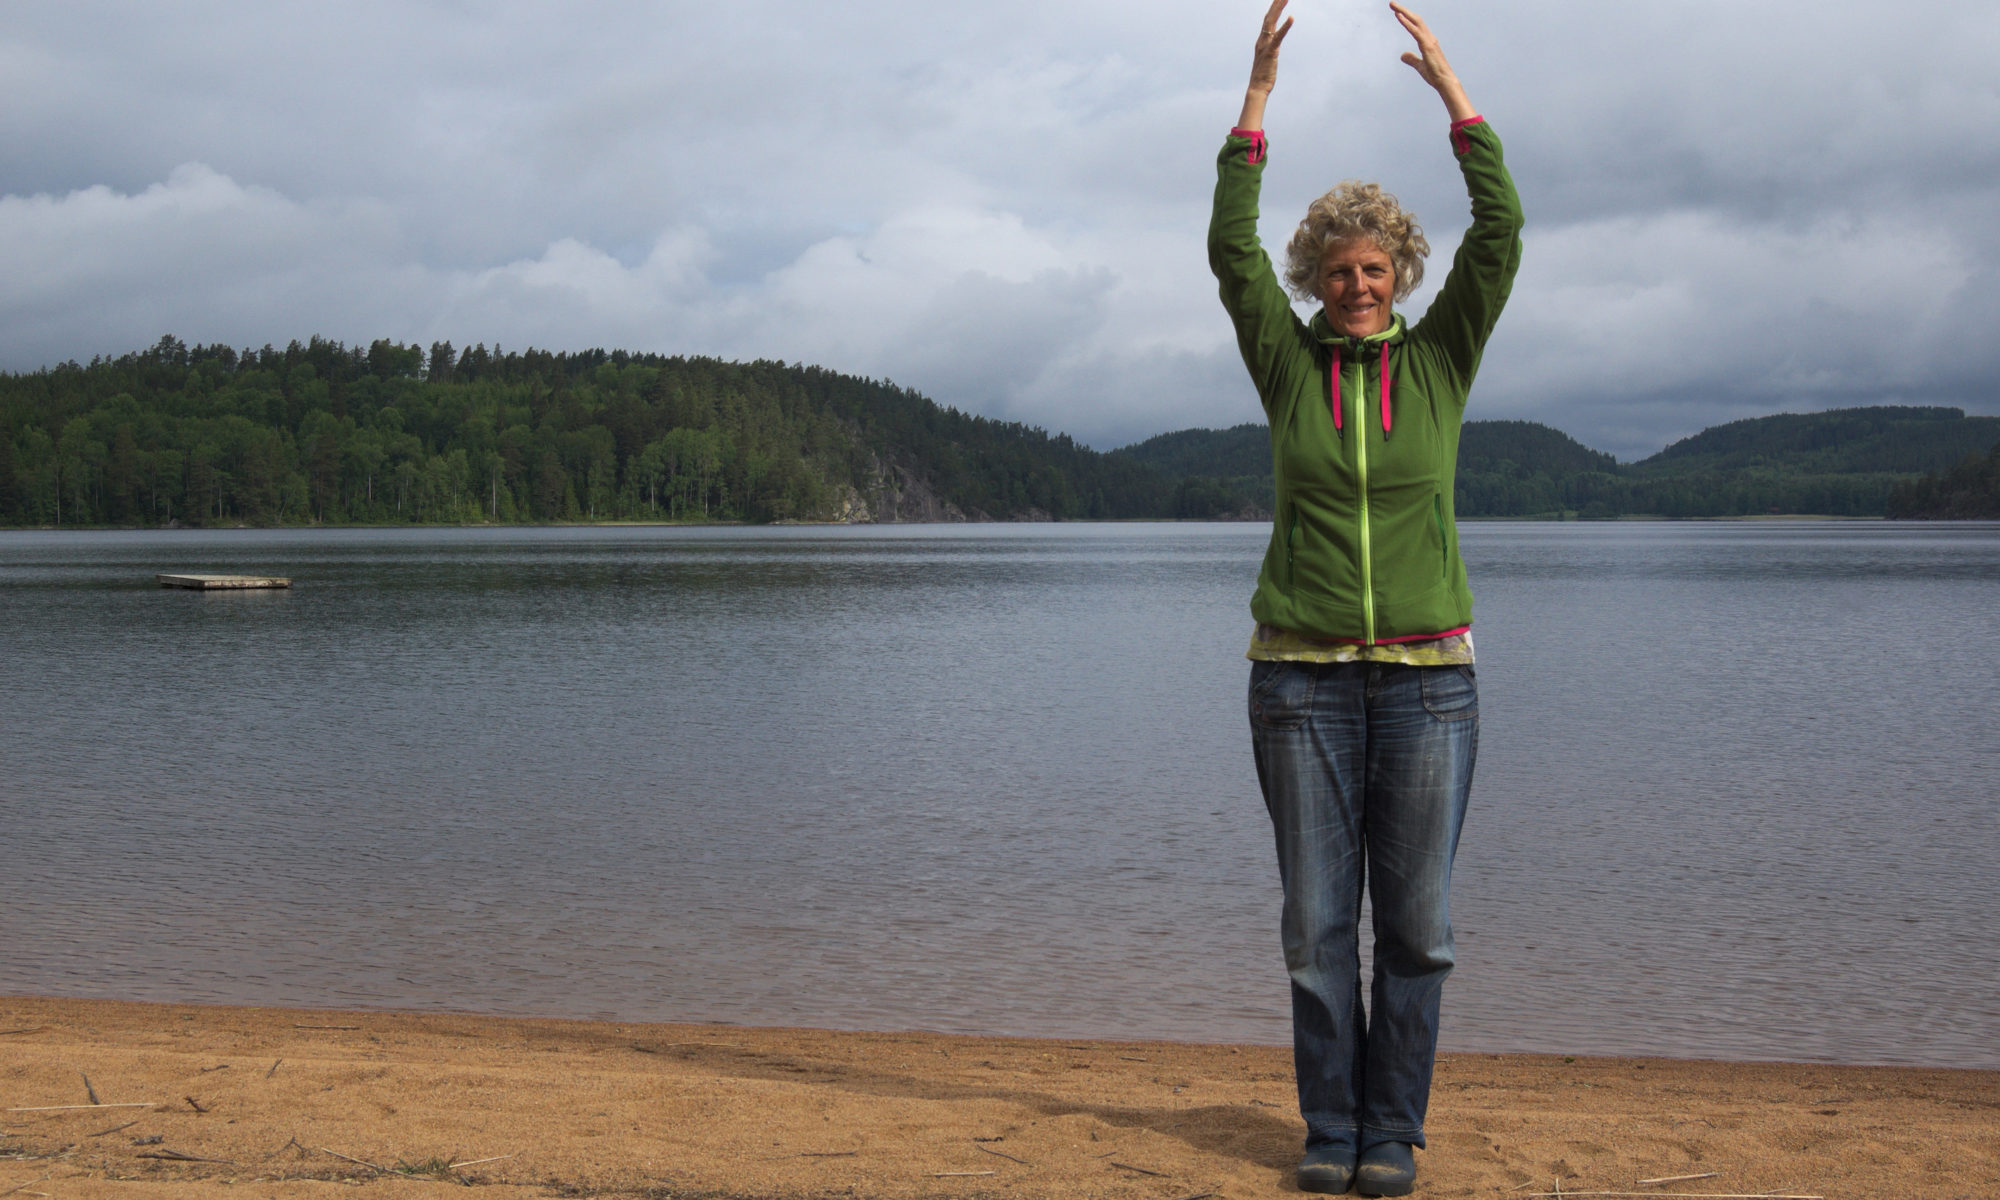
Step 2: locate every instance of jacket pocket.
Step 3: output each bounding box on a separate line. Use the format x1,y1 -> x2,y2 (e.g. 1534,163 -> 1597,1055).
1433,492 -> 1449,580
1283,505 -> 1300,589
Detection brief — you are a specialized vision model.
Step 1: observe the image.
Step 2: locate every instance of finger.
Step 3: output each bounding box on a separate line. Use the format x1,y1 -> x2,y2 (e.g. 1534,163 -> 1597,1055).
1262,0 -> 1290,31
1269,15 -> 1294,46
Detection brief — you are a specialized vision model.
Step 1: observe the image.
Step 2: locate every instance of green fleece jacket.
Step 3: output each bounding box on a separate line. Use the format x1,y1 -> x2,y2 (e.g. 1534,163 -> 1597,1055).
1208,118 -> 1522,644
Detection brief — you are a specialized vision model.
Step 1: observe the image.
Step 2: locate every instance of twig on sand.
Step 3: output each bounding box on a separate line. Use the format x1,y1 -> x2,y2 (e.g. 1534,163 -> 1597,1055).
974,1143 -> 1030,1165
931,1171 -> 997,1177
1110,1161 -> 1169,1177
1638,1174 -> 1722,1185
446,1155 -> 514,1169
84,1120 -> 141,1138
79,1073 -> 101,1106
293,1024 -> 361,1031
137,1148 -> 236,1164
656,1041 -> 744,1049
0,1176 -> 52,1198
265,1059 -> 283,1079
1525,1193 -> 1822,1199
1117,1056 -> 1148,1063
317,1146 -> 391,1173
183,1096 -> 209,1114
199,1064 -> 231,1074
1169,1192 -> 1221,1200
0,1028 -> 48,1037
759,1150 -> 858,1161
6,1103 -> 155,1112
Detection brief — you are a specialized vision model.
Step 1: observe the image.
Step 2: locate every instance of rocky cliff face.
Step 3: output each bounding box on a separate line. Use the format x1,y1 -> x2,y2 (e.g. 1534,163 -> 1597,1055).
827,454 -> 979,523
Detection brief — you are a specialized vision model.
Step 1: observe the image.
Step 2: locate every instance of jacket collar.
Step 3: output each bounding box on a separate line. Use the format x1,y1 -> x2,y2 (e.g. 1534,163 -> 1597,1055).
1309,309 -> 1406,352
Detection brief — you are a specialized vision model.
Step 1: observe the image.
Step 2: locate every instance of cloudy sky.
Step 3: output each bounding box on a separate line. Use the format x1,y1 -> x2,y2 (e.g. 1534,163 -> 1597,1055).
3,1 -> 1995,458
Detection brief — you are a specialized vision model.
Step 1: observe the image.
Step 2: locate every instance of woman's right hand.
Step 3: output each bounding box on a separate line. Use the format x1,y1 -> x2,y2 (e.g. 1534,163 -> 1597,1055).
1248,0 -> 1294,96
1238,0 -> 1294,130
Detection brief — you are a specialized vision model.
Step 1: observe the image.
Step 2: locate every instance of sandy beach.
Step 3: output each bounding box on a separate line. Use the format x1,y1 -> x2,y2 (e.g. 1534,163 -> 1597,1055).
1,995 -> 1994,1199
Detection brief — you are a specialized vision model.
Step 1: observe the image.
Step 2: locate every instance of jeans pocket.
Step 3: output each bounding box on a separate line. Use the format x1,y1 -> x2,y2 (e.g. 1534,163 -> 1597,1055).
1419,664 -> 1478,721
1249,660 -> 1314,731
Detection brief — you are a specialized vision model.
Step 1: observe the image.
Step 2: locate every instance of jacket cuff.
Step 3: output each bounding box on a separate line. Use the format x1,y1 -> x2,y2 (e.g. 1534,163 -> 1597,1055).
1449,115 -> 1485,156
1228,127 -> 1267,165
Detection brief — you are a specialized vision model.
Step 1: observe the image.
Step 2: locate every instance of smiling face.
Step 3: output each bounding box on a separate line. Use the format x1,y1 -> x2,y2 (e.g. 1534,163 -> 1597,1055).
1316,236 -> 1396,338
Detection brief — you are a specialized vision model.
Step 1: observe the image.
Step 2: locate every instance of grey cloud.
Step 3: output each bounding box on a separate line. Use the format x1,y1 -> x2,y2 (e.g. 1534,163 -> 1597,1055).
3,0 -> 1997,460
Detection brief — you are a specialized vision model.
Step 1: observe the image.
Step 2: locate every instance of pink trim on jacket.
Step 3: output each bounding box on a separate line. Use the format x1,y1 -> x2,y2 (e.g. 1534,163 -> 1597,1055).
1328,342 -> 1395,436
1229,127 -> 1268,165
1378,340 -> 1392,435
1449,114 -> 1485,156
1329,346 -> 1343,432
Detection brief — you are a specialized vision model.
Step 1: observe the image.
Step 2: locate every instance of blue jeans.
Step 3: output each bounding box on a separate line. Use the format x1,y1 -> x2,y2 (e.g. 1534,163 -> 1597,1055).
1248,659 -> 1478,1155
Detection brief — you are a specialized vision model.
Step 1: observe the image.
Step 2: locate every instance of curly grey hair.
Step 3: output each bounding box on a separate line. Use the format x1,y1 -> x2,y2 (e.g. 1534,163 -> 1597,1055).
1282,181 -> 1430,304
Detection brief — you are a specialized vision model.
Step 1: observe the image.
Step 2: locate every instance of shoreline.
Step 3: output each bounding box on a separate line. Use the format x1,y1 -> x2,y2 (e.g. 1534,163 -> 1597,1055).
3,996 -> 1994,1199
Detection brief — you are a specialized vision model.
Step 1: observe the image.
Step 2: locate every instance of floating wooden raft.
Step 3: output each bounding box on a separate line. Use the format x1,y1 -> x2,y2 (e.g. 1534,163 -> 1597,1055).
156,573 -> 292,590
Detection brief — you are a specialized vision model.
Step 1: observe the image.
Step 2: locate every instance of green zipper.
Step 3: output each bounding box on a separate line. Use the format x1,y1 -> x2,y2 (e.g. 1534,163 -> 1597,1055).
1350,359 -> 1375,644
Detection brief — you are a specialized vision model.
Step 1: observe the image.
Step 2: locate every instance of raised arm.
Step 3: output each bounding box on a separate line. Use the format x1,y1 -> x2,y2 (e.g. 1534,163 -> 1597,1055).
1235,0 -> 1293,132
1392,3 -> 1476,123
1398,2 -> 1521,394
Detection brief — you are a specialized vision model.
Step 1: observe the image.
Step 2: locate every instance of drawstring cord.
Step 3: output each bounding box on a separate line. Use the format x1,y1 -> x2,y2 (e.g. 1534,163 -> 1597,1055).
1379,340 -> 1392,436
1327,341 -> 1393,437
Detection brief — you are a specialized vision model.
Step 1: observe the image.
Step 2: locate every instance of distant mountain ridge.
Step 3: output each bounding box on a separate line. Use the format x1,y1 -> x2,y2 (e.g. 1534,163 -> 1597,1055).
1109,406 -> 2000,518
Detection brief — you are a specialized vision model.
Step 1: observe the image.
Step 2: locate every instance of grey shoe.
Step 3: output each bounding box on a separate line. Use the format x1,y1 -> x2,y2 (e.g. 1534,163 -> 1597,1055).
1297,1145 -> 1357,1194
1355,1141 -> 1416,1196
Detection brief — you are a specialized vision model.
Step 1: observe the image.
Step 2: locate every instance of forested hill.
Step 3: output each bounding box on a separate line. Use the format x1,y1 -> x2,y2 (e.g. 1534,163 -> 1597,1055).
0,336 -> 1176,527
3,337 -> 1995,526
1112,406 -> 2000,518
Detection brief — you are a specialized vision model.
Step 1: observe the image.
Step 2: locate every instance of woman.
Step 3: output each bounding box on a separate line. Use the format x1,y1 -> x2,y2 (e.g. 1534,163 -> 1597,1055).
1208,1 -> 1522,1194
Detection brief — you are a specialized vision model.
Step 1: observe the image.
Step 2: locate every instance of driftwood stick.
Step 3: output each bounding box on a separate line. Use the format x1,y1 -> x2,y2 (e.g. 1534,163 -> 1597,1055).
446,1155 -> 515,1169
317,1145 -> 390,1173
1524,1193 -> 1822,1199
1169,1193 -> 1221,1200
183,1096 -> 209,1114
199,1064 -> 231,1074
85,1120 -> 141,1138
5,1103 -> 155,1112
294,1024 -> 361,1031
974,1143 -> 1030,1165
931,1170 -> 997,1177
1109,1161 -> 1169,1177
265,1059 -> 283,1079
648,1041 -> 744,1049
0,1027 -> 49,1037
0,1176 -> 52,1198
1636,1174 -> 1722,1186
758,1150 -> 859,1160
137,1148 -> 236,1164
80,1073 -> 101,1106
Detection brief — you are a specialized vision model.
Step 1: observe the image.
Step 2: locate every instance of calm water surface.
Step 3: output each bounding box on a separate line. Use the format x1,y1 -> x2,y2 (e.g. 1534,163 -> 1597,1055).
2,521 -> 1996,1068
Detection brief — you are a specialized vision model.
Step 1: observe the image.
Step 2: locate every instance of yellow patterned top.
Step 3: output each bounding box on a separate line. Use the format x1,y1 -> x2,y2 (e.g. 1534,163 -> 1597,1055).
1247,624 -> 1475,666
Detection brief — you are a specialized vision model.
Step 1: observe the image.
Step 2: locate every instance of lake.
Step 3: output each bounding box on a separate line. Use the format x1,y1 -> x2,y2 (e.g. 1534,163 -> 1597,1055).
2,521 -> 1996,1068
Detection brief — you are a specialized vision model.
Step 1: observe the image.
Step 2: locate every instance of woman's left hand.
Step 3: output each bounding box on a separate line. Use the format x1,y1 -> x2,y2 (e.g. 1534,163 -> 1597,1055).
1391,2 -> 1476,122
